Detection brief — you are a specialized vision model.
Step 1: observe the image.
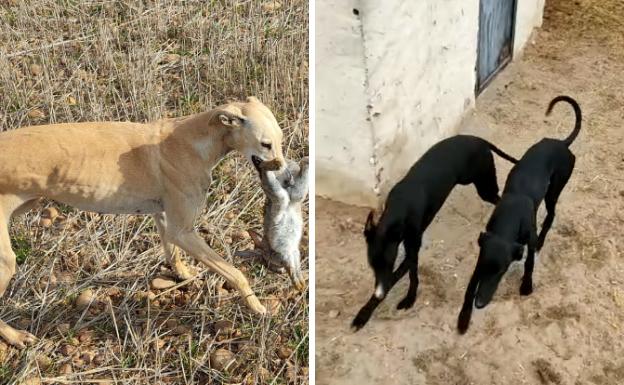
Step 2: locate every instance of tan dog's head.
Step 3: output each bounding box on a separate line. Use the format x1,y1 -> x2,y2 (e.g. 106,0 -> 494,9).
217,96 -> 285,171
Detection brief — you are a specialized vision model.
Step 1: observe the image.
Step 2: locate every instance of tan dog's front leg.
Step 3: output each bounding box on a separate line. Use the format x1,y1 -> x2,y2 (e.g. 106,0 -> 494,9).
0,211 -> 36,348
153,213 -> 195,280
167,230 -> 266,314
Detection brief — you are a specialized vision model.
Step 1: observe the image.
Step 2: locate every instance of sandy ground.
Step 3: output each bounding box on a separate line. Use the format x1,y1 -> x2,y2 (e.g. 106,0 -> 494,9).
315,1 -> 624,384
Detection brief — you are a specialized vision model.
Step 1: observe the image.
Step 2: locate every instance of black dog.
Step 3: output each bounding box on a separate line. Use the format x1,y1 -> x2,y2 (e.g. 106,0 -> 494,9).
352,135 -> 517,330
457,95 -> 581,333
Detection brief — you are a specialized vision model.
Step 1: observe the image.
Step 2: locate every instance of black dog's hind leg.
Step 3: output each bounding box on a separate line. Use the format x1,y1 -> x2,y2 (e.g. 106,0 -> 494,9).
536,157 -> 575,250
474,158 -> 501,205
397,234 -> 422,310
352,260 -> 410,331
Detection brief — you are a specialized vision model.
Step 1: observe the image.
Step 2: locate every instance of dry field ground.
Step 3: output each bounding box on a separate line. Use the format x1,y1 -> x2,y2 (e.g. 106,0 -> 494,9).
316,0 -> 624,384
0,1 -> 308,384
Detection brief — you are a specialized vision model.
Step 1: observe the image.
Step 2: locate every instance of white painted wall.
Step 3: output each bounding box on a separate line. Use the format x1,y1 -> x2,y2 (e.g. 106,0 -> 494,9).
316,0 -> 545,207
514,0 -> 546,55
360,0 -> 480,197
315,0 -> 378,207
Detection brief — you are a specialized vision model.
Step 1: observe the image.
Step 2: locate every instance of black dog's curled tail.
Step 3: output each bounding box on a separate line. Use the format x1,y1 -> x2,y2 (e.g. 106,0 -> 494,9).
488,143 -> 518,164
546,95 -> 582,147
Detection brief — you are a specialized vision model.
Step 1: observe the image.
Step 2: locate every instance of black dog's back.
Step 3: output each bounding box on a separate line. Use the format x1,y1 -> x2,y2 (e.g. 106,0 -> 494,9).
503,138 -> 572,203
503,96 -> 581,205
387,135 -> 513,229
400,135 -> 506,186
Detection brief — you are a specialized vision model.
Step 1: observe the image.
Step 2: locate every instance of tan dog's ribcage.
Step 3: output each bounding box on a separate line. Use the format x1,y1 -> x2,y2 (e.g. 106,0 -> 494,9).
0,122 -> 168,214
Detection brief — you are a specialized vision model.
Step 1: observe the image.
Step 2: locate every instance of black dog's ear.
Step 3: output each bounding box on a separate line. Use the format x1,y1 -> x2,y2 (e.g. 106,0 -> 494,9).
478,232 -> 489,247
364,210 -> 377,237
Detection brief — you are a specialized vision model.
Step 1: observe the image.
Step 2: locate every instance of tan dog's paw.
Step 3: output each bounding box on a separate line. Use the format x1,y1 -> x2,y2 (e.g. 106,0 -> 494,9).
2,328 -> 36,349
172,262 -> 197,281
243,294 -> 267,315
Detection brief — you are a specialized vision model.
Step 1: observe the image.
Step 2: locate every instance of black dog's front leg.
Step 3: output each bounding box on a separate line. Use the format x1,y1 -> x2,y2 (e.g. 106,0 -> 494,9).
520,226 -> 538,295
397,235 -> 422,310
352,260 -> 410,331
457,267 -> 480,334
520,245 -> 536,296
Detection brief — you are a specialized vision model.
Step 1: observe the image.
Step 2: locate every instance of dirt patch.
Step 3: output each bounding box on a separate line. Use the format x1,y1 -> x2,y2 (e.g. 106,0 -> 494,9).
316,1 -> 624,384
534,358 -> 562,385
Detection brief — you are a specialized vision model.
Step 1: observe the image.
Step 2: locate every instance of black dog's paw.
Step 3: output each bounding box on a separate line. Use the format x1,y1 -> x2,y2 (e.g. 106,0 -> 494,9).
457,308 -> 472,334
351,315 -> 368,332
351,317 -> 365,330
519,281 -> 533,296
396,295 -> 416,310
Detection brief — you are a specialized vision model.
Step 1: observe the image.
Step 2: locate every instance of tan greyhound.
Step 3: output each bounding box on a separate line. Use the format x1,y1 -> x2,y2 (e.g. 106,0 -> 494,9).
0,96 -> 285,348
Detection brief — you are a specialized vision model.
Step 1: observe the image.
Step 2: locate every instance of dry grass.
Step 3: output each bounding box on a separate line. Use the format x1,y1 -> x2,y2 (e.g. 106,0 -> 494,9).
542,0 -> 624,55
0,1 -> 308,384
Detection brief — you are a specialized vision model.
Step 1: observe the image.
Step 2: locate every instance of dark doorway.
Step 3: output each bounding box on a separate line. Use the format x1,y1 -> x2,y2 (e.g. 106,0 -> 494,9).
476,0 -> 517,93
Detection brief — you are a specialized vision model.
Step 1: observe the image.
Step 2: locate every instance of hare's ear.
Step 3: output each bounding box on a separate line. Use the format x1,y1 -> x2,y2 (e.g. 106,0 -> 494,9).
215,105 -> 247,127
247,230 -> 266,251
364,210 -> 377,238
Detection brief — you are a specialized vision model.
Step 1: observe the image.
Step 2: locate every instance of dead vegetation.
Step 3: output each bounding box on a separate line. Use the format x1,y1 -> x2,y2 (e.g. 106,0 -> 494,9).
0,1 -> 308,384
315,0 -> 624,384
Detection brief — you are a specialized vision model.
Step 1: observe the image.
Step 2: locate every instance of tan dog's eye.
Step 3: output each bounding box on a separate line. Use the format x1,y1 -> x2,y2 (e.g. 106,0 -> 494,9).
261,142 -> 272,150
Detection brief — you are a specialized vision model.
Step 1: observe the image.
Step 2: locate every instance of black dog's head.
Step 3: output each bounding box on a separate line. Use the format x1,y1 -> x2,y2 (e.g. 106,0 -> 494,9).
364,210 -> 400,300
457,231 -> 523,334
473,231 -> 524,308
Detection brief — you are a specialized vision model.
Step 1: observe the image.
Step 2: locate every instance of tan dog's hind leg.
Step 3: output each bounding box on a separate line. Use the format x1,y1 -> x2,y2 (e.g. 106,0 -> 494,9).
0,198 -> 36,348
153,213 -> 195,280
11,198 -> 41,219
166,229 -> 266,315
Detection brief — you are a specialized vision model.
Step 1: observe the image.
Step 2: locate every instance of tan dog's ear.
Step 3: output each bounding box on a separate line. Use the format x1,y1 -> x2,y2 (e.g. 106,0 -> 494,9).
216,105 -> 247,127
246,96 -> 260,103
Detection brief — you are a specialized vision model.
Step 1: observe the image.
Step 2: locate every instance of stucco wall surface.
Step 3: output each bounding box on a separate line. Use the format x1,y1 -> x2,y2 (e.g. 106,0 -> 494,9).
316,0 -> 545,207
514,0 -> 546,55
360,0 -> 480,197
315,0 -> 378,207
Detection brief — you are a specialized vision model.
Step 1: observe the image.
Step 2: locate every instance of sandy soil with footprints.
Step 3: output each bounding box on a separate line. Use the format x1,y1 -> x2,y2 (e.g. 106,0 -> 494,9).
316,1 -> 624,384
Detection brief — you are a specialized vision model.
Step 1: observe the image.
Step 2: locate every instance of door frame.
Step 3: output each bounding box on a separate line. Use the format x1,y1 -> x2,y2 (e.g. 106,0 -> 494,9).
475,0 -> 518,95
